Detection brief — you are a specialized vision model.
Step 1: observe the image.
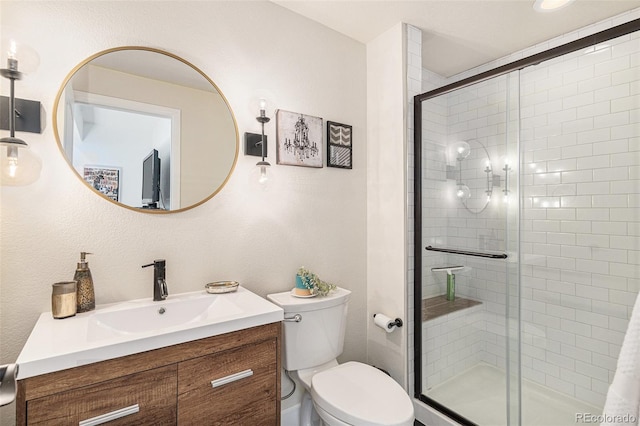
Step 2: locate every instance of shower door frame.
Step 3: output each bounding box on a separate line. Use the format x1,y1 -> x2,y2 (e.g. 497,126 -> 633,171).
413,17 -> 640,425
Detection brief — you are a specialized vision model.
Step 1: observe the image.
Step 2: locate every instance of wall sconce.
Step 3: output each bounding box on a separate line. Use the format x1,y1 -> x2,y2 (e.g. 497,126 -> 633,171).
0,40 -> 41,186
447,141 -> 471,199
452,141 -> 471,161
455,146 -> 470,200
245,99 -> 271,184
455,183 -> 471,199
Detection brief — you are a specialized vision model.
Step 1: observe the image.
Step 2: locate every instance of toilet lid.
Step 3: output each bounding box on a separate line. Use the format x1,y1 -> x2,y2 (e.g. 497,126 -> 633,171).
310,361 -> 414,426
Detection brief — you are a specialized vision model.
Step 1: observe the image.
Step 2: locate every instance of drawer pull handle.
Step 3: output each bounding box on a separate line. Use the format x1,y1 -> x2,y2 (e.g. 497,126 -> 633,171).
211,369 -> 253,389
79,404 -> 139,426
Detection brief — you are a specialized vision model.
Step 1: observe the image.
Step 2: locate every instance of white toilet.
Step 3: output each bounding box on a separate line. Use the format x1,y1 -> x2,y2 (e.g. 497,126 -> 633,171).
267,287 -> 414,426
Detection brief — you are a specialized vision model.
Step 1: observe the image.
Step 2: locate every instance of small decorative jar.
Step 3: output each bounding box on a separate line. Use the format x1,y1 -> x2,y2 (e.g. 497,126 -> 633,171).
52,281 -> 77,319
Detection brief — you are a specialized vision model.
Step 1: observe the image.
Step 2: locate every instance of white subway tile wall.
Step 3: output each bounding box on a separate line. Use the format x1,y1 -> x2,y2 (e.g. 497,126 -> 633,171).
415,8 -> 640,412
422,305 -> 486,388
517,30 -> 640,407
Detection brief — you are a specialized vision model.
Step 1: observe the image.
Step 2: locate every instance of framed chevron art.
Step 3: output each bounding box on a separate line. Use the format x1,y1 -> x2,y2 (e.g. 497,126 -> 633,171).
326,121 -> 352,169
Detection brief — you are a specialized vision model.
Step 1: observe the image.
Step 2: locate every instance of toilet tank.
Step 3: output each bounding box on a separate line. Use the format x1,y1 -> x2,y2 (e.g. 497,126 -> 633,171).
267,287 -> 351,371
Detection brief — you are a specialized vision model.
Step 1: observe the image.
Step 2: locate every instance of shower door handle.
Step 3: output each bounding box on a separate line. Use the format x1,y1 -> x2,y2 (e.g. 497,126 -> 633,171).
426,245 -> 508,259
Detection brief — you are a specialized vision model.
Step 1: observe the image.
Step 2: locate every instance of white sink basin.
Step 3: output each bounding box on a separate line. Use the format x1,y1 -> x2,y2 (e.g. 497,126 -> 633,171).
88,292 -> 243,337
16,287 -> 283,379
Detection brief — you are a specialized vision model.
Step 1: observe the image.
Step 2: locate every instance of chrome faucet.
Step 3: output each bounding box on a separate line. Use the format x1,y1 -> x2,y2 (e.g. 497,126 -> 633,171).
142,259 -> 168,301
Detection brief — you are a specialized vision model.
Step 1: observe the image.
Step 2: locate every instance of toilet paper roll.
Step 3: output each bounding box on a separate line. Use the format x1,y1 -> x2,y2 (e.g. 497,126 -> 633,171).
374,313 -> 396,333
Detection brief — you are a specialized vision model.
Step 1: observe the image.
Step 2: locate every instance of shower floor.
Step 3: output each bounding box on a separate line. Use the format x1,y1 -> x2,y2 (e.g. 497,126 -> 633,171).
426,363 -> 601,426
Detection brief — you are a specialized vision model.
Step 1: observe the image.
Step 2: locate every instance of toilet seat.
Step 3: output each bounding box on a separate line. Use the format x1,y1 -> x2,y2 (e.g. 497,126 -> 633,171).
310,361 -> 414,426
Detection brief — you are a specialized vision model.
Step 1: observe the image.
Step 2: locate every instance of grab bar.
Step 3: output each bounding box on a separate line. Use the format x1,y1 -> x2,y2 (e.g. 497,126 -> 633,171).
426,246 -> 508,259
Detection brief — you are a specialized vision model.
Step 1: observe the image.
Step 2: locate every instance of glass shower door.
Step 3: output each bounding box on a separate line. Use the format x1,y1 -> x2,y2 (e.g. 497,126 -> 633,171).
516,33 -> 640,424
419,71 -> 521,425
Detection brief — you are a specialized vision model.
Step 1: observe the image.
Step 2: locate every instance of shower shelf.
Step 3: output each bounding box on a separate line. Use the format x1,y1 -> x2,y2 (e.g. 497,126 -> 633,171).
422,295 -> 482,321
425,245 -> 507,259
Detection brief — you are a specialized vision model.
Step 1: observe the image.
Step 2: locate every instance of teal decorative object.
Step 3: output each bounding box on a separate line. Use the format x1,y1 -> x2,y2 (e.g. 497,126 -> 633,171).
294,274 -> 312,296
296,267 -> 337,297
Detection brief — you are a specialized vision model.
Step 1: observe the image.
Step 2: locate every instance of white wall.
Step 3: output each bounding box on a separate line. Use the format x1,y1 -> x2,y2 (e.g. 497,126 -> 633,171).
366,23 -> 408,386
0,1 -> 367,421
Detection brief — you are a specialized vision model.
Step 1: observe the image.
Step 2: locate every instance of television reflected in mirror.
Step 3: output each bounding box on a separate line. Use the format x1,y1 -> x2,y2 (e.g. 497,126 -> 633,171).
141,149 -> 161,209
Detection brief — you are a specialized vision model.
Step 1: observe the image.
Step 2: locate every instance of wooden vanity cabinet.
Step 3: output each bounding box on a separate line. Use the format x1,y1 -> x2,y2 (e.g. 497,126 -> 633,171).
26,365 -> 177,425
178,338 -> 277,424
16,322 -> 281,425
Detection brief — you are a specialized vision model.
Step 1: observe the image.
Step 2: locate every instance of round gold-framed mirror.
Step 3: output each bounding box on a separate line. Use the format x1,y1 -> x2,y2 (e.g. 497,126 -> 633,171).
53,46 -> 239,213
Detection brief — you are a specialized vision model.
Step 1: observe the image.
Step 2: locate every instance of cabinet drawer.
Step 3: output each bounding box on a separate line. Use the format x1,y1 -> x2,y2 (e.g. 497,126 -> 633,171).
27,365 -> 177,425
177,338 -> 277,425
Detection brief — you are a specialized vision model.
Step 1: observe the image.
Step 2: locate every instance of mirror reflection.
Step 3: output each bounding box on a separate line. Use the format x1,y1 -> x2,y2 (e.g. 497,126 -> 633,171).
54,47 -> 238,212
447,139 -> 494,214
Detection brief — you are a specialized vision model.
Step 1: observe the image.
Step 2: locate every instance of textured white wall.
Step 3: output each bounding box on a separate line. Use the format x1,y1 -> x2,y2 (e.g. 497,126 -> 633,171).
366,23 -> 408,386
0,1 -> 367,420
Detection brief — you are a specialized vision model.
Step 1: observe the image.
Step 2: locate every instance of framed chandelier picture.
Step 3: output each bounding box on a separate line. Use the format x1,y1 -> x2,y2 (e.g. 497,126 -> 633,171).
276,109 -> 323,168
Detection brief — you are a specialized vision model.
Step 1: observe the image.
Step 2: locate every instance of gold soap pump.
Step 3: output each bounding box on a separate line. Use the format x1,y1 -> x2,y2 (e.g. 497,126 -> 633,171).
74,252 -> 95,312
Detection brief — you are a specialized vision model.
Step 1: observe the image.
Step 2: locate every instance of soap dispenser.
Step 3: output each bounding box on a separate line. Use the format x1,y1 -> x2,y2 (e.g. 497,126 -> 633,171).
74,252 -> 95,312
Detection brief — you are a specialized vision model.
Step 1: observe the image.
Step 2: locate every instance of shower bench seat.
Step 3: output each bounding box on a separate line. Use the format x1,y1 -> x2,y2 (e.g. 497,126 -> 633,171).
422,295 -> 482,321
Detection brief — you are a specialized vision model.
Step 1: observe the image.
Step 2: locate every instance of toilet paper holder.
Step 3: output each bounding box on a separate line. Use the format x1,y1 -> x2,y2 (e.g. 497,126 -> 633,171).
373,314 -> 403,329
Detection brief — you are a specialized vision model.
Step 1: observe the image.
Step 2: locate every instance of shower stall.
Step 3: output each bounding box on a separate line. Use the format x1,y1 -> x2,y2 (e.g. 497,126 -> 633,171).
414,18 -> 640,425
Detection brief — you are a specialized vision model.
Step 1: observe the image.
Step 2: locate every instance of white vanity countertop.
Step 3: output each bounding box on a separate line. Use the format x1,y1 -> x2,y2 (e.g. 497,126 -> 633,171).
16,286 -> 283,379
